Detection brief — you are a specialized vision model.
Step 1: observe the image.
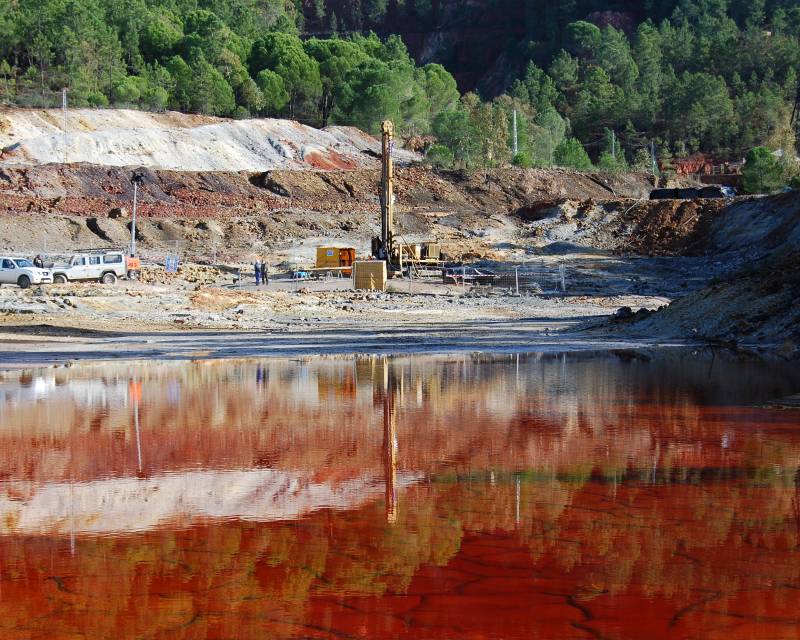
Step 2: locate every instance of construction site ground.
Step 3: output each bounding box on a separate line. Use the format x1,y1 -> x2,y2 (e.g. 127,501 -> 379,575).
0,275 -> 674,368
0,109 -> 797,364
0,241 -> 767,367
0,181 -> 796,364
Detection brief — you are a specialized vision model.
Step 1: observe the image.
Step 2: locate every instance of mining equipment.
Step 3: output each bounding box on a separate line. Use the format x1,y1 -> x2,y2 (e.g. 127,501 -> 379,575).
372,120 -> 444,277
312,246 -> 356,276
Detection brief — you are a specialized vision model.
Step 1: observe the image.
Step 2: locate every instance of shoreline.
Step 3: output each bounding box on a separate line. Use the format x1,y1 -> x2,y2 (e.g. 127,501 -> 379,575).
0,320 -> 781,370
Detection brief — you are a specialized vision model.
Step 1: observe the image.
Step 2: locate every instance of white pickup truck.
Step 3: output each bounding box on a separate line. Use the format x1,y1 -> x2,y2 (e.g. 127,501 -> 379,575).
51,251 -> 128,284
0,257 -> 53,288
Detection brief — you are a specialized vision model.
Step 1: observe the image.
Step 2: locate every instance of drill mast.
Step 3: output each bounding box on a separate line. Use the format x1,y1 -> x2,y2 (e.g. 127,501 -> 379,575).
379,120 -> 395,265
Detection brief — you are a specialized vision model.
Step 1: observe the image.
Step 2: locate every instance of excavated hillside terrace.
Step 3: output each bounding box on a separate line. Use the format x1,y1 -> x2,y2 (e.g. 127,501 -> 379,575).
0,163 -> 654,216
0,162 -> 664,260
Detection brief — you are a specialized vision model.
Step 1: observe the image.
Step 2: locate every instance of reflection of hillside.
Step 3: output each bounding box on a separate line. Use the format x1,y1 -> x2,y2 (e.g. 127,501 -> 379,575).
0,353 -> 798,485
0,469 -> 421,536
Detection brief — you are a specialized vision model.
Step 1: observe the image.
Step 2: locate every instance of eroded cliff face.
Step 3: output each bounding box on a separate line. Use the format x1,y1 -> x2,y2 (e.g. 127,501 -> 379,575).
310,0 -> 649,95
403,0 -> 529,94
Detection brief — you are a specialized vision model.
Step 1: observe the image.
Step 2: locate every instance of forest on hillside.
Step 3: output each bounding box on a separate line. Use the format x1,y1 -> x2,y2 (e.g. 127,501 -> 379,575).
0,0 -> 799,183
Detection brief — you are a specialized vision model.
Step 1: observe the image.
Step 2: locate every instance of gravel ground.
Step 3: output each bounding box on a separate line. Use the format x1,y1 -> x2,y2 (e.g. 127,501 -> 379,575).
0,256 -> 676,368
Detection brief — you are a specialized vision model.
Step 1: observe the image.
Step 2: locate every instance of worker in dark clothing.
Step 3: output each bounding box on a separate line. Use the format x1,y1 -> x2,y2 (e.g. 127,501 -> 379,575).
33,255 -> 44,268
261,260 -> 269,285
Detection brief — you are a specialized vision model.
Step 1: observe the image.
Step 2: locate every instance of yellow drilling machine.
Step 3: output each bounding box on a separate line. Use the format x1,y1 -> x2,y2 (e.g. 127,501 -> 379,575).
371,120 -> 443,277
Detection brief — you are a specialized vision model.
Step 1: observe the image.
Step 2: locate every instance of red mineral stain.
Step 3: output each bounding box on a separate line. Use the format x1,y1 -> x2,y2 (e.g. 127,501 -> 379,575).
304,149 -> 359,170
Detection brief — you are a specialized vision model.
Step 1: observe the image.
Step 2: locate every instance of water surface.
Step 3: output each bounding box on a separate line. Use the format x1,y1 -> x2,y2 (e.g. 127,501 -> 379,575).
0,351 -> 799,639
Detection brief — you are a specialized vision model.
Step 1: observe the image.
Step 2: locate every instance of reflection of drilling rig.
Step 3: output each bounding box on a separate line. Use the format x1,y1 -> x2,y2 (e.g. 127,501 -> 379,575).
372,120 -> 443,277
383,364 -> 398,524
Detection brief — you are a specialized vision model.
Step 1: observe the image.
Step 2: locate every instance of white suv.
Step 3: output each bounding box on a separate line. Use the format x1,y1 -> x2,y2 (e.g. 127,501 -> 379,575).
52,251 -> 128,285
0,257 -> 53,288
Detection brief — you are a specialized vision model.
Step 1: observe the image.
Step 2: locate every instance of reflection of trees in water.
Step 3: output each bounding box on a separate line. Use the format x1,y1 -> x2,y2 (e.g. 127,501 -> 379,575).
794,466 -> 800,540
0,475 -> 798,638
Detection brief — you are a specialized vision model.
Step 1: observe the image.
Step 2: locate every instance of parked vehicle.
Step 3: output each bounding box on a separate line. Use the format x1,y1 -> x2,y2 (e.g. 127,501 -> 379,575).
51,250 -> 128,284
699,185 -> 737,198
0,257 -> 53,288
649,185 -> 737,200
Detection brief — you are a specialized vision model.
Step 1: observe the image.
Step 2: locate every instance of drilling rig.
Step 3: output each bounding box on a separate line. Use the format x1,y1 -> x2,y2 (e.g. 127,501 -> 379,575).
372,120 -> 443,276
372,120 -> 397,271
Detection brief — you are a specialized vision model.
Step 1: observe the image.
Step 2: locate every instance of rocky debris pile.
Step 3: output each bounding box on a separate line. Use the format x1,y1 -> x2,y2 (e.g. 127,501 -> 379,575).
602,192 -> 800,354
626,252 -> 800,353
616,199 -> 725,255
707,190 -> 800,262
139,264 -> 224,285
611,305 -> 659,321
519,197 -> 725,256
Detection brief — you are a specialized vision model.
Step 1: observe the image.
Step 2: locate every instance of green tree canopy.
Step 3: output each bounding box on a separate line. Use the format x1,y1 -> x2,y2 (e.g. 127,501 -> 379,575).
188,52 -> 236,115
742,147 -> 788,193
555,138 -> 593,170
250,32 -> 321,117
1,0 -> 799,165
256,68 -> 289,114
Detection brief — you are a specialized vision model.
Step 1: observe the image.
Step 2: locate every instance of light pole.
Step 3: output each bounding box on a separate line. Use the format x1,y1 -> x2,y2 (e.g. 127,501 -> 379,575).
62,88 -> 68,165
130,171 -> 145,258
512,109 -> 518,157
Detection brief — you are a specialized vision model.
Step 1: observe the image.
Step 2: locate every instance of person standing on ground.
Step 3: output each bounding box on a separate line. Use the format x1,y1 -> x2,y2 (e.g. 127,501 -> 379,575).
33,255 -> 44,268
261,260 -> 269,285
254,260 -> 261,286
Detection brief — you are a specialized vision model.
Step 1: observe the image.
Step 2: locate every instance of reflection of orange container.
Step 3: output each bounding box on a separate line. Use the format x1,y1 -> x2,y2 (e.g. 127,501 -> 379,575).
317,370 -> 356,400
126,256 -> 141,271
128,381 -> 142,403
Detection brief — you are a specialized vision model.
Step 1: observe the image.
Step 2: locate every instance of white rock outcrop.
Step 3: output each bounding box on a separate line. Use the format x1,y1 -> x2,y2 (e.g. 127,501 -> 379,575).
0,108 -> 417,171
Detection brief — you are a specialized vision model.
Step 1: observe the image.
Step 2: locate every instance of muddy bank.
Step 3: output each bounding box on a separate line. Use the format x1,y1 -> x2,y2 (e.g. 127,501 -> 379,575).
0,322 -> 677,369
594,192 -> 800,354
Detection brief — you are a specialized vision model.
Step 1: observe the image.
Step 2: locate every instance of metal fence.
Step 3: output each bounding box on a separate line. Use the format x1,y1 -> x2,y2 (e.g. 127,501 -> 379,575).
435,261 -> 647,298
438,263 -> 569,296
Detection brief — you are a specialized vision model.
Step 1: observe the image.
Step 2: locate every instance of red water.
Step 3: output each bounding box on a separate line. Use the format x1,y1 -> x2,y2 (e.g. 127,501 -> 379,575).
0,352 -> 799,639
